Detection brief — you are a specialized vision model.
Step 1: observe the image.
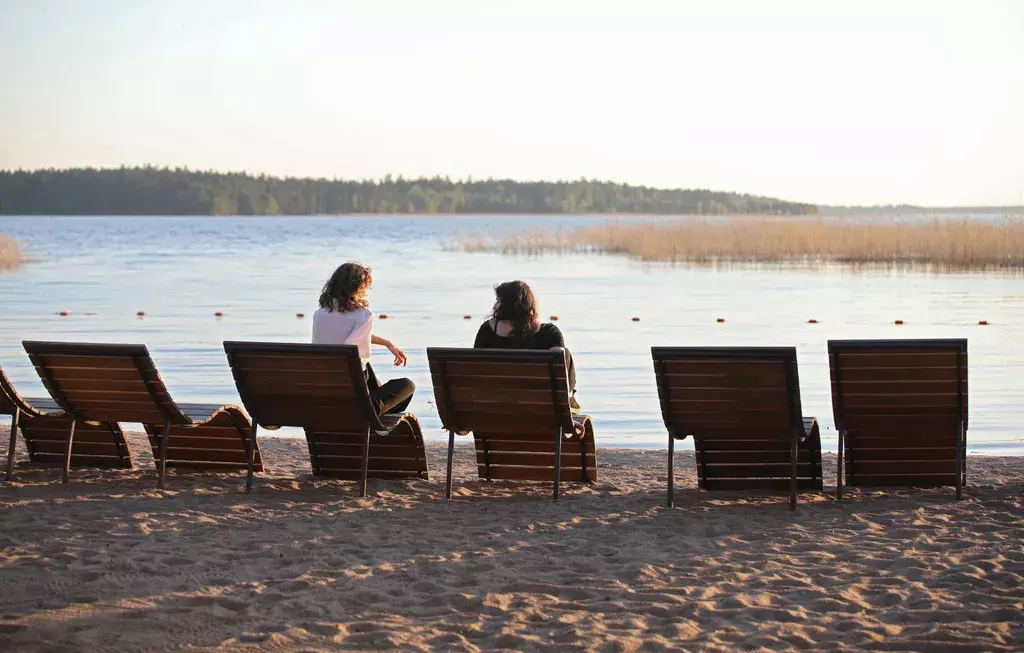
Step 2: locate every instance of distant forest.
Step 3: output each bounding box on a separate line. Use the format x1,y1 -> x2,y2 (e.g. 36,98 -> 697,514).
0,167 -> 818,216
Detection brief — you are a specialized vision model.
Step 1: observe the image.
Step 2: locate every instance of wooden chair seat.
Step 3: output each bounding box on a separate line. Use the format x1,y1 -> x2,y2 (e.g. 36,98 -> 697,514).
22,341 -> 259,490
223,341 -> 428,497
829,339 -> 968,500
652,346 -> 823,510
3,361 -> 131,480
427,347 -> 595,501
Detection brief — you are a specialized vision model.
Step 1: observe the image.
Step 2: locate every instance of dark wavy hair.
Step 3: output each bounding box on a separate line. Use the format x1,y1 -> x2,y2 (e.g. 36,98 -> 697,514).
491,280 -> 539,345
319,262 -> 373,312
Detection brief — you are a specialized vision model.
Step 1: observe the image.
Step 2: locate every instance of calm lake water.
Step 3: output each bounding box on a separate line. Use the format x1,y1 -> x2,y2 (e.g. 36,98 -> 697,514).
1,215 -> 1021,454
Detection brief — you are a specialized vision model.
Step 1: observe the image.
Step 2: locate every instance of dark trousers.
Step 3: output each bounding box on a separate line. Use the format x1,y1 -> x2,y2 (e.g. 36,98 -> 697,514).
365,364 -> 415,416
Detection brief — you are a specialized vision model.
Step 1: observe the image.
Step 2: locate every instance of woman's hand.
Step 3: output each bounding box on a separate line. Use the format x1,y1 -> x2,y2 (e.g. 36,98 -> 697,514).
386,341 -> 408,367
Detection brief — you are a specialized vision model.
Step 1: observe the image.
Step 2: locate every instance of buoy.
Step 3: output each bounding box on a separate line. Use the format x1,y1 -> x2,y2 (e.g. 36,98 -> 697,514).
631,317 -> 640,322
550,315 -> 559,321
215,311 -> 224,317
463,315 -> 472,320
716,318 -> 725,323
894,319 -> 903,325
379,314 -> 388,320
808,319 -> 818,324
978,320 -> 989,326
58,311 -> 69,317
137,311 -> 146,317
296,312 -> 305,318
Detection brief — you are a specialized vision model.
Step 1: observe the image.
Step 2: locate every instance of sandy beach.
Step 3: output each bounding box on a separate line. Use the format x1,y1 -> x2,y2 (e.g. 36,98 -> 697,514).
1,427 -> 1022,652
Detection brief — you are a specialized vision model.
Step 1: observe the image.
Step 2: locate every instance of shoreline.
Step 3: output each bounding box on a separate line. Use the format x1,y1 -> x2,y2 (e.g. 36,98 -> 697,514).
2,428 -> 1022,651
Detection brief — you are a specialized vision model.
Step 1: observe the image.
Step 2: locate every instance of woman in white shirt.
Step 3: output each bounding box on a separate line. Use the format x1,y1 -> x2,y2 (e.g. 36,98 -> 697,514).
312,262 -> 415,416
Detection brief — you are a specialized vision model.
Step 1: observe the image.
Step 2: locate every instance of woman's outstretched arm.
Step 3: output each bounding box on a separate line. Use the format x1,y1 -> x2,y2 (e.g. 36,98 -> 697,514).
371,334 -> 408,366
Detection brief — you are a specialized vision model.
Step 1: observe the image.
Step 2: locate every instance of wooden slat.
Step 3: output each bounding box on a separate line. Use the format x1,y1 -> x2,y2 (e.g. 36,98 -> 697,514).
841,394 -> 959,408
38,367 -> 142,382
429,361 -> 562,378
51,379 -> 156,392
659,360 -> 787,376
437,375 -> 560,391
311,442 -> 423,458
851,447 -> 959,462
476,451 -> 596,467
701,463 -> 820,478
702,478 -> 822,491
28,452 -> 129,468
231,354 -> 354,372
38,355 -> 143,371
439,386 -> 569,404
699,450 -> 817,464
835,368 -> 961,383
160,448 -> 249,463
834,352 -> 959,368
475,439 -> 595,454
312,455 -> 426,471
161,460 -> 251,471
479,466 -> 595,482
694,438 -> 794,451
307,432 -> 422,447
661,387 -> 792,402
849,460 -> 961,475
25,440 -> 123,455
237,370 -> 359,395
834,379 -> 965,393
143,435 -> 242,450
847,434 -> 959,448
848,474 -> 963,487
312,468 -> 424,480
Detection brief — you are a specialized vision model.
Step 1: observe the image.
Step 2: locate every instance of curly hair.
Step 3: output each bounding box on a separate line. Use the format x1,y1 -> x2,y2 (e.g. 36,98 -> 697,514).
491,280 -> 540,346
319,262 -> 373,312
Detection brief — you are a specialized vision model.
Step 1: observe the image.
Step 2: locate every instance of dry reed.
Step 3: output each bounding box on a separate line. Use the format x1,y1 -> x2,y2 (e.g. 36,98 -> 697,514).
461,217 -> 1024,270
0,234 -> 24,271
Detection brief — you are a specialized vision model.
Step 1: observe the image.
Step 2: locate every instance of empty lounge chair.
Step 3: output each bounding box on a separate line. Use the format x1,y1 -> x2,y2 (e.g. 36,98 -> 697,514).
828,338 -> 968,500
2,360 -> 131,481
22,341 -> 261,490
223,341 -> 427,497
427,347 -> 596,502
652,346 -> 823,510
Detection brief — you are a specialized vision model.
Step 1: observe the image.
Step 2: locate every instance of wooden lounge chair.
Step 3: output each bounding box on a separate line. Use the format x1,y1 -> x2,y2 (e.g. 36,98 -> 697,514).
223,341 -> 427,497
828,338 -> 968,500
652,347 -> 823,511
22,341 -> 262,490
427,347 -> 596,502
2,360 -> 131,481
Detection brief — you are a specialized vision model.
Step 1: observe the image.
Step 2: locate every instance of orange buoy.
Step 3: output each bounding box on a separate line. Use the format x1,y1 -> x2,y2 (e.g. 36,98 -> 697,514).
978,320 -> 989,326
296,312 -> 305,318
894,319 -> 903,325
463,315 -> 472,320
379,314 -> 388,320
808,319 -> 818,324
631,317 -> 640,322
215,311 -> 224,317
716,318 -> 725,323
58,311 -> 69,317
137,311 -> 146,317
550,315 -> 559,321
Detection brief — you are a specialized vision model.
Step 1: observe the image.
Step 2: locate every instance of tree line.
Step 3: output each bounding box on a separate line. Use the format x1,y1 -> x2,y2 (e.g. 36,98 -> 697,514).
0,167 -> 818,216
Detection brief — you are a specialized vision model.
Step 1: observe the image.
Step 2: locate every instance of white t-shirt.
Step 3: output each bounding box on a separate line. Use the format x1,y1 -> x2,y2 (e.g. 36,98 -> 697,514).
312,306 -> 373,366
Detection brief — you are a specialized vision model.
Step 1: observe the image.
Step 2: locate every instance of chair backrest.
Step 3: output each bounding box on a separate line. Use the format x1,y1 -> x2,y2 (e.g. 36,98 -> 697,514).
0,363 -> 23,416
223,341 -> 380,431
651,347 -> 804,438
22,341 -> 188,425
828,339 -> 968,433
427,348 -> 575,436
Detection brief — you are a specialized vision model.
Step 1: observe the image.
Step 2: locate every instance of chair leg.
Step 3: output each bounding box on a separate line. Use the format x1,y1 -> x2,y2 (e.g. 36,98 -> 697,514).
6,408 -> 20,481
358,424 -> 371,498
157,419 -> 169,490
553,427 -> 562,503
667,432 -> 675,508
444,429 -> 455,500
62,420 -> 76,484
245,422 -> 257,495
836,429 -> 845,501
955,421 -> 965,501
789,430 -> 798,511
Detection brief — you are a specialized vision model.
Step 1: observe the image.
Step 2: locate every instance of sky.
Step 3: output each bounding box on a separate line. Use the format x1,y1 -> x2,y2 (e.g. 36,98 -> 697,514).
0,0 -> 1022,207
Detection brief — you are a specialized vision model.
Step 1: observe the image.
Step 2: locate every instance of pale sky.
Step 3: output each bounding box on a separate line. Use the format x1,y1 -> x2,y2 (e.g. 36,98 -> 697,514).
1,0 -> 1022,206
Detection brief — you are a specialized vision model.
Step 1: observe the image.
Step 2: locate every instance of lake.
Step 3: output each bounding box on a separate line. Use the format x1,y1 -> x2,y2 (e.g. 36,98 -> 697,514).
0,215 -> 1021,454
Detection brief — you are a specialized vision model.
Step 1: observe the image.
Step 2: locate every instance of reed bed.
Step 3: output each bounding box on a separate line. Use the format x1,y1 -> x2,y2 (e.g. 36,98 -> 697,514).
461,217 -> 1024,270
0,234 -> 24,271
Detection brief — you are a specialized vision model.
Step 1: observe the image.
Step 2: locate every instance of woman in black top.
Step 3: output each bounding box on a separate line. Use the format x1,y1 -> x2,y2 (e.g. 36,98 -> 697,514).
473,280 -> 580,411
